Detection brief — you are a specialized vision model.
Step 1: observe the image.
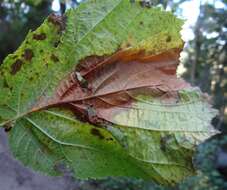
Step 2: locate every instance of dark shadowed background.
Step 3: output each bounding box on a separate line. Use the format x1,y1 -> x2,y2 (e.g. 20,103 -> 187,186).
0,0 -> 226,189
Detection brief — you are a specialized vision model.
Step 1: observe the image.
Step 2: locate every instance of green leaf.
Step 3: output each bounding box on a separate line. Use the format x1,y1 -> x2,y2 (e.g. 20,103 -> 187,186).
9,118 -> 64,176
0,0 -> 218,186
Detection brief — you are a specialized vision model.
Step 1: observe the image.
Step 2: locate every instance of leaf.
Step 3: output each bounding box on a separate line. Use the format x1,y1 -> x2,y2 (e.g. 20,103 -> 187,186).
0,0 -> 218,186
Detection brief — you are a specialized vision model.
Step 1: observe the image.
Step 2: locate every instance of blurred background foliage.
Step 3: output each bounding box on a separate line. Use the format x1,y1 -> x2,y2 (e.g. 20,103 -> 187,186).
0,0 -> 226,189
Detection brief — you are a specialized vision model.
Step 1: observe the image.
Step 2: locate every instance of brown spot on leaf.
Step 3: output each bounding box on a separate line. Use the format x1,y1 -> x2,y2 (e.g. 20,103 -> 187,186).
140,21 -> 144,25
90,128 -> 104,139
4,123 -> 12,132
106,137 -> 114,141
33,33 -> 46,40
166,36 -> 172,42
54,40 -> 60,47
51,54 -> 59,62
35,72 -> 40,77
48,13 -> 66,32
126,43 -> 131,48
29,76 -> 34,81
11,59 -> 23,75
23,49 -> 33,61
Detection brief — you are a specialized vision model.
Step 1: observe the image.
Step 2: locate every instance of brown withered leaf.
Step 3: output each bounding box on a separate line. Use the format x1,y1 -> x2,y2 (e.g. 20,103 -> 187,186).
35,48 -> 189,125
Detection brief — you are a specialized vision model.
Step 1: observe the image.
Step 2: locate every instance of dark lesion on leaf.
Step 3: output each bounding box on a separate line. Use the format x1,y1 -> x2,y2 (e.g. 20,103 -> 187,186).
51,54 -> 59,62
106,137 -> 114,141
54,40 -> 60,48
160,134 -> 175,152
33,33 -> 47,40
3,122 -> 12,132
10,59 -> 23,75
23,49 -> 34,61
29,76 -> 34,81
47,13 -> 66,32
166,36 -> 172,42
125,42 -> 131,48
90,128 -> 104,140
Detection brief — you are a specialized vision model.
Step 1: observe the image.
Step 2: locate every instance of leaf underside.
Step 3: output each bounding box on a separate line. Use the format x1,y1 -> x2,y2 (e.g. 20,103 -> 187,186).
0,0 -> 218,186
